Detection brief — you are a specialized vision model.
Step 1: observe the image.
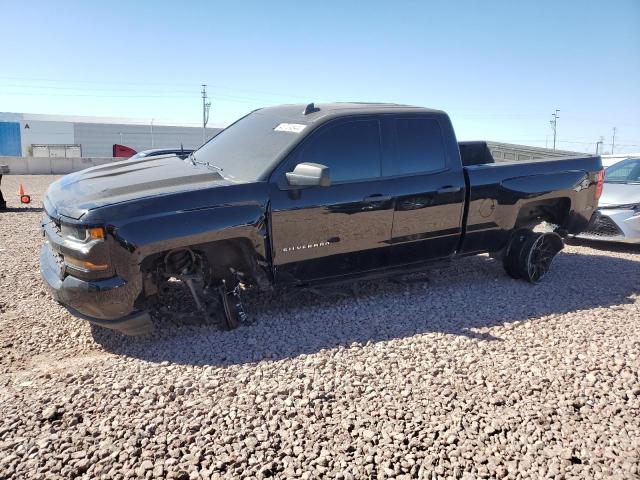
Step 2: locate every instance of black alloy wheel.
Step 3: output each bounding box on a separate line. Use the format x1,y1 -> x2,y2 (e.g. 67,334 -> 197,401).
504,230 -> 564,283
523,232 -> 564,283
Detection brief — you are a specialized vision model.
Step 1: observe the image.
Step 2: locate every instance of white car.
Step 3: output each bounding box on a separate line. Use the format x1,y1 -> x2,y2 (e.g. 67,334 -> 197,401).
577,157 -> 640,243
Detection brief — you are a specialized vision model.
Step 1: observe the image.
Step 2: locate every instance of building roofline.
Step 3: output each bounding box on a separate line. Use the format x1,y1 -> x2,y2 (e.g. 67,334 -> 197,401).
0,111 -> 225,129
485,140 -> 586,156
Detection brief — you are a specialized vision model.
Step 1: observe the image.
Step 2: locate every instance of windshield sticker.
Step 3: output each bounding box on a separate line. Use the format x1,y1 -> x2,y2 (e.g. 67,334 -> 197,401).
274,123 -> 307,133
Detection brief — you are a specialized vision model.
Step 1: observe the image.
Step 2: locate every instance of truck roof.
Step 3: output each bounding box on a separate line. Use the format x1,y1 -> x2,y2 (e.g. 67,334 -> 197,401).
255,103 -> 445,126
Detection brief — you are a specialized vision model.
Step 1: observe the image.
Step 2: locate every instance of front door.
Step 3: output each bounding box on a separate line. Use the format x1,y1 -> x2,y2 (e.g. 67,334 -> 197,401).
269,118 -> 395,283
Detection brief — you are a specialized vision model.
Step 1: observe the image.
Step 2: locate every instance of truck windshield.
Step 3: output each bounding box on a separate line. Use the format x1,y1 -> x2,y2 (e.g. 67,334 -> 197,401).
192,110 -> 305,182
605,158 -> 640,183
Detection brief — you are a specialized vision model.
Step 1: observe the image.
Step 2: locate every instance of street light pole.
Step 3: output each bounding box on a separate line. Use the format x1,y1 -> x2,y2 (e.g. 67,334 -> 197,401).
201,84 -> 211,144
595,138 -> 603,155
549,109 -> 560,150
150,118 -> 155,148
611,127 -> 617,154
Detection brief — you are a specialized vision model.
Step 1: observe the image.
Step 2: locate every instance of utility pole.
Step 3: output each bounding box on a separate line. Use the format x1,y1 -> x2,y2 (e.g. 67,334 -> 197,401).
611,127 -> 617,154
150,118 -> 155,148
201,84 -> 211,144
549,109 -> 560,150
595,137 -> 604,155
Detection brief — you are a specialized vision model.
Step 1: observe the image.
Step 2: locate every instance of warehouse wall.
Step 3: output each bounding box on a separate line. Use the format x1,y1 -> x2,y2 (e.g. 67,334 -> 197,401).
20,120 -> 75,156
0,112 -> 223,158
1,156 -> 122,175
74,123 -> 222,157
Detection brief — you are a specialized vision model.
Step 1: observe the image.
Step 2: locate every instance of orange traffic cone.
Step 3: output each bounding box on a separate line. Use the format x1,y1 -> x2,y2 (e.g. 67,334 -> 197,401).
18,184 -> 31,204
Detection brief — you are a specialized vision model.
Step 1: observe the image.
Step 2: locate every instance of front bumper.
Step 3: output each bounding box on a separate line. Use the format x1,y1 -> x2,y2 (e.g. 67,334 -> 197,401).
40,242 -> 153,335
575,208 -> 640,244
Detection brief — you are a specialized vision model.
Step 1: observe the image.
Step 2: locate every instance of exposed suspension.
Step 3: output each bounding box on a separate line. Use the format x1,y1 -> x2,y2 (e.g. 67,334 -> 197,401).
152,248 -> 245,330
164,248 -> 195,275
158,248 -> 216,323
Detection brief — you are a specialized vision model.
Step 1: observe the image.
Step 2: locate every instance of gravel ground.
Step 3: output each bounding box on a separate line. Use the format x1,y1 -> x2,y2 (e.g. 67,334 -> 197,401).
1,174 -> 639,480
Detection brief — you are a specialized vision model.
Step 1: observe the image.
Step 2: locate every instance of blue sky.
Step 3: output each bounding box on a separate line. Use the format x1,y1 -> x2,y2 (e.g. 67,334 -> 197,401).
1,0 -> 639,153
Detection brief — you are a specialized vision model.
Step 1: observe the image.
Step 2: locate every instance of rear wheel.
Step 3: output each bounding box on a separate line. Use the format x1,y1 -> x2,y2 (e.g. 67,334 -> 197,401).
503,230 -> 564,283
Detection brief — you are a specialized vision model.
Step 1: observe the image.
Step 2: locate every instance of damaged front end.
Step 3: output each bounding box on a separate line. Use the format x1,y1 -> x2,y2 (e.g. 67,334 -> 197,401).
40,210 -> 153,335
40,171 -> 272,336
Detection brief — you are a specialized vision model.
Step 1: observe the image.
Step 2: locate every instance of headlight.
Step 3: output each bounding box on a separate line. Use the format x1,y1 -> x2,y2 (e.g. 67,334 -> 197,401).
61,224 -> 105,241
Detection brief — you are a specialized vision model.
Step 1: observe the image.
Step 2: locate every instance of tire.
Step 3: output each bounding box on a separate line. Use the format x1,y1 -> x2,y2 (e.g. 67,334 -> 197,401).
219,279 -> 246,329
503,230 -> 564,283
503,230 -> 534,280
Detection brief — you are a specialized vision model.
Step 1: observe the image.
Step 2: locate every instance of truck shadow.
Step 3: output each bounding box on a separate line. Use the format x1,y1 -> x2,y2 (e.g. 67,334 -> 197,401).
566,237 -> 640,254
2,207 -> 44,213
91,251 -> 640,366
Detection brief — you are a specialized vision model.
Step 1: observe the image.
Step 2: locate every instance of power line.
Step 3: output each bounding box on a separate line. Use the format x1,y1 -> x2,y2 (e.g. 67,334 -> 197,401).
0,83 -> 312,103
557,139 -> 640,147
0,89 -> 317,105
2,78 -> 638,128
0,91 -> 194,99
0,83 -> 197,94
0,75 -> 200,87
0,76 -> 320,102
2,75 -> 639,126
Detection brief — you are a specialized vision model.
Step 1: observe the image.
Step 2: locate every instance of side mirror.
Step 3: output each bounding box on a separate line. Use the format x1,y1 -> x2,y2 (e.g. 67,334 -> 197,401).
285,162 -> 331,187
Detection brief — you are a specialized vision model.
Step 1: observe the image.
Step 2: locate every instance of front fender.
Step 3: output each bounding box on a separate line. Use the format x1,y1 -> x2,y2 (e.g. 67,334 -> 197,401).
111,204 -> 269,263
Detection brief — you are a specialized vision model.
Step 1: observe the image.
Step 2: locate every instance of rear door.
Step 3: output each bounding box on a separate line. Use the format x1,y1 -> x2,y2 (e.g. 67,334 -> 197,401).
269,117 -> 395,283
384,115 -> 466,265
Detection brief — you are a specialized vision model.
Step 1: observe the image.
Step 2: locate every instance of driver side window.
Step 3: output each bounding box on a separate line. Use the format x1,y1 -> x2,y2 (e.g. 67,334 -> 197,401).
297,119 -> 382,183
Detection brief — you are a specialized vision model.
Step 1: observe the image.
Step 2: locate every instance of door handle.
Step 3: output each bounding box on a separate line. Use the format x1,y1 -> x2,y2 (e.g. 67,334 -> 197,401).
437,186 -> 461,194
363,194 -> 392,203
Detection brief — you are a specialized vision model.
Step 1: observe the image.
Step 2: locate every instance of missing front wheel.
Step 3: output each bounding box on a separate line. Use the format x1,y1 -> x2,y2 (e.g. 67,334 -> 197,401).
149,249 -> 249,330
219,279 -> 247,330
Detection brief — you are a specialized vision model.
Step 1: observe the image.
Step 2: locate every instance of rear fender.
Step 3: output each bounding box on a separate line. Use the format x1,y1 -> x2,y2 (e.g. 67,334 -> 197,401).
497,171 -> 588,232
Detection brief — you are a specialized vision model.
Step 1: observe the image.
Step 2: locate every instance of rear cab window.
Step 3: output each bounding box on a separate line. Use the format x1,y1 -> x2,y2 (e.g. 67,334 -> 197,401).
383,117 -> 447,176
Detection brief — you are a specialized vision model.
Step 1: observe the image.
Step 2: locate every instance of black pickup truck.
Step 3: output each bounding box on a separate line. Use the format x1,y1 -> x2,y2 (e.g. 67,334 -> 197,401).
40,103 -> 603,334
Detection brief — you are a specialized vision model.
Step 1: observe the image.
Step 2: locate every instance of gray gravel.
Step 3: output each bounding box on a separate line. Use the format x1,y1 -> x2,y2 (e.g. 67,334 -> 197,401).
1,174 -> 639,479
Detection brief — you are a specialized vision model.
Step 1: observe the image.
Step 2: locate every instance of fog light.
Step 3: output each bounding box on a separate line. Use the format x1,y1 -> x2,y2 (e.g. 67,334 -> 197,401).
64,255 -> 109,272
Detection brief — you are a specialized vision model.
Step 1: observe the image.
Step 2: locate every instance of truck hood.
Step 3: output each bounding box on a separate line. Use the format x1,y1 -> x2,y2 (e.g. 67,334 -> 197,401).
45,155 -> 232,220
599,182 -> 640,207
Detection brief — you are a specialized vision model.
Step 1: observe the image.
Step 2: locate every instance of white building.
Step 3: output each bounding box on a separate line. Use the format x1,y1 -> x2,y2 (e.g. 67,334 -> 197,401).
1,111 -> 588,162
0,112 -> 222,157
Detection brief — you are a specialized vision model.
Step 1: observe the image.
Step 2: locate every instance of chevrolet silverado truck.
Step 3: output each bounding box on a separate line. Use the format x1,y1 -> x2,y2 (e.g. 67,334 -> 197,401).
40,103 -> 604,335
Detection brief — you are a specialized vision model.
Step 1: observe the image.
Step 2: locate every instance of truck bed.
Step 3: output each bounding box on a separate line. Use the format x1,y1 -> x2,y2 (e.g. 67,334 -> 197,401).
459,153 -> 602,255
